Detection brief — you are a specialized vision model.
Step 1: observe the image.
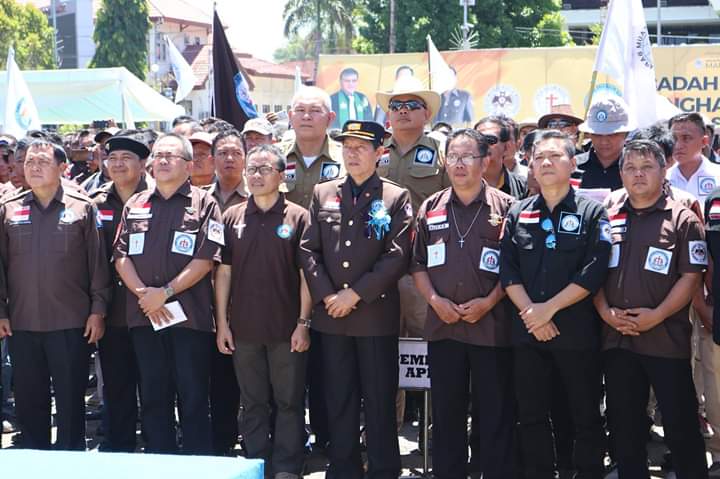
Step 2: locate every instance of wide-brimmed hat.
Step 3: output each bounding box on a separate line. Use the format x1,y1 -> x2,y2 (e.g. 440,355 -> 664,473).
579,96 -> 634,135
376,76 -> 441,119
538,104 -> 583,128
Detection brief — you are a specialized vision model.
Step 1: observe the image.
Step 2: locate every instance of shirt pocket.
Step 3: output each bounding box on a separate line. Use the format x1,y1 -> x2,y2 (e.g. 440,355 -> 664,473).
51,222 -> 84,254
7,223 -> 32,256
408,165 -> 443,200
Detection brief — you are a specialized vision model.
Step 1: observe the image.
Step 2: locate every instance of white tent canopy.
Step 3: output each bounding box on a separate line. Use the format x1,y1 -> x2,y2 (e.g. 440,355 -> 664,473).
0,67 -> 184,126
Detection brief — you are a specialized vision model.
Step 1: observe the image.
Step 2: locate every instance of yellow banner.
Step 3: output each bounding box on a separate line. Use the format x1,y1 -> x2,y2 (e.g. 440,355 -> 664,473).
317,45 -> 720,127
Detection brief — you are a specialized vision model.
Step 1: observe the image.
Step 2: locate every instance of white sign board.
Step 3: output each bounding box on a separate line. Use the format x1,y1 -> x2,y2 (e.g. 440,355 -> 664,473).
398,338 -> 430,390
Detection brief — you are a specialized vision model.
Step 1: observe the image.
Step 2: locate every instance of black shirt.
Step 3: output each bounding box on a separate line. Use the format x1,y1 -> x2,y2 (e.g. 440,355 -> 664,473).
575,148 -> 623,191
704,188 -> 720,345
499,166 -> 527,201
500,188 -> 611,350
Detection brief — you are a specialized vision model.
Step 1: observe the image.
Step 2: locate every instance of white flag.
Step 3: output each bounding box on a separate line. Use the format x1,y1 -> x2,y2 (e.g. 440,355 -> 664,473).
294,65 -> 302,94
592,0 -> 658,128
166,37 -> 197,103
3,47 -> 40,137
427,35 -> 456,94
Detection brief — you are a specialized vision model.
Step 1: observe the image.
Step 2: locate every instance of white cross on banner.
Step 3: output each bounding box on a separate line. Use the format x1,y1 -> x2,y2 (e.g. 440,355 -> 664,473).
2,47 -> 41,137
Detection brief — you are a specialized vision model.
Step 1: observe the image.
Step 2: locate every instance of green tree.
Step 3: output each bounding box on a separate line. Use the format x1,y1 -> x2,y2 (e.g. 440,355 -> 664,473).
273,35 -> 315,63
90,0 -> 150,80
0,0 -> 56,69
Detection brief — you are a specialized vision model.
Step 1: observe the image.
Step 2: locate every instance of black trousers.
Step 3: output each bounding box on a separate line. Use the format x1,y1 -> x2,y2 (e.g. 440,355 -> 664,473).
322,333 -> 400,479
428,340 -> 516,479
308,328 -> 329,445
10,328 -> 90,450
514,345 -> 605,479
604,348 -> 708,479
233,340 -> 307,475
131,326 -> 213,455
210,347 -> 240,455
98,326 -> 138,452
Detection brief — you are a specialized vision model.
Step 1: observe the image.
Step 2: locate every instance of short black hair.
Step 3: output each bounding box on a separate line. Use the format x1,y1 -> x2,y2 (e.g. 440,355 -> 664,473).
172,115 -> 195,127
631,123 -> 674,160
246,144 -> 286,172
27,138 -> 67,164
669,112 -> 706,136
340,67 -> 359,79
211,129 -> 244,156
473,116 -> 511,143
445,129 -> 490,158
532,130 -> 576,160
205,119 -> 235,134
621,139 -> 666,169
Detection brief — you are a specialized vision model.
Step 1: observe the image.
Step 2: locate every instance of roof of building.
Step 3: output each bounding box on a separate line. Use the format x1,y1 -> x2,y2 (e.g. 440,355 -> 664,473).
279,60 -> 317,83
181,43 -> 210,90
148,0 -> 211,28
234,53 -> 311,81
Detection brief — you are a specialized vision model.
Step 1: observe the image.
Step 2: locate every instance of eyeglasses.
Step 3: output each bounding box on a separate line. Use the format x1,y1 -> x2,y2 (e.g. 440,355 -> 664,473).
546,119 -> 573,129
388,99 -> 426,112
446,154 -> 483,166
24,158 -> 55,169
246,165 -> 278,176
152,153 -> 187,162
482,134 -> 499,145
541,218 -> 556,249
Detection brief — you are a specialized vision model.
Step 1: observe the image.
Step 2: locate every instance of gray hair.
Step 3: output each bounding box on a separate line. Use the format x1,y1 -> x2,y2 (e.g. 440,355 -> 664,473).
153,133 -> 193,161
246,144 -> 287,172
620,139 -> 666,169
291,86 -> 332,112
532,130 -> 576,160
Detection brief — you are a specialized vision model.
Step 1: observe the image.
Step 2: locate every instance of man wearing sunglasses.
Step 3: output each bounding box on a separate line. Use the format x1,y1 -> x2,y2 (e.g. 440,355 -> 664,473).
501,130 -> 611,479
474,116 -> 527,201
537,105 -> 583,151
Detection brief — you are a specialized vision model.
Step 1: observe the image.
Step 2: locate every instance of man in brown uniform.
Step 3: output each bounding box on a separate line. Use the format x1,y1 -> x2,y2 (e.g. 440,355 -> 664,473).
204,128 -> 246,455
189,131 -> 216,187
114,133 -> 223,455
216,144 -> 311,479
300,120 -> 413,479
0,139 -> 110,450
595,139 -> 708,478
90,133 -> 153,452
411,129 -> 516,478
281,86 -> 344,209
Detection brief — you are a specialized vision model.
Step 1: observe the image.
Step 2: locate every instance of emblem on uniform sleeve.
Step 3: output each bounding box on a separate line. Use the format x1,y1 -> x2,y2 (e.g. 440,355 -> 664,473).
644,247 -> 672,275
598,220 -> 611,243
276,224 -> 293,239
207,219 -> 225,246
479,247 -> 501,274
558,212 -> 582,235
710,200 -> 720,221
379,153 -> 390,167
285,162 -> 296,182
367,200 -> 391,240
413,147 -> 436,166
404,203 -> 413,218
59,209 -> 77,224
698,176 -> 717,196
689,240 -> 708,265
319,162 -> 340,181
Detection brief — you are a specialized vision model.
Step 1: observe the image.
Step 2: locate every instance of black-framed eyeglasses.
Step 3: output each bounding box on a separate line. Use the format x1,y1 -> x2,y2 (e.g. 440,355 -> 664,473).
388,99 -> 426,112
246,165 -> 278,176
152,153 -> 188,162
541,218 -> 556,249
482,134 -> 499,145
446,154 -> 483,166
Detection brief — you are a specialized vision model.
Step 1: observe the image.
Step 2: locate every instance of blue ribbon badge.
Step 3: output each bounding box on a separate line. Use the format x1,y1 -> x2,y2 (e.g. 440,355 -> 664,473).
367,200 -> 391,240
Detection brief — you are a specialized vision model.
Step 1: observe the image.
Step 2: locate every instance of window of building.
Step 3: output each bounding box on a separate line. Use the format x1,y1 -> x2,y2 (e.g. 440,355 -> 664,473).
262,104 -> 271,113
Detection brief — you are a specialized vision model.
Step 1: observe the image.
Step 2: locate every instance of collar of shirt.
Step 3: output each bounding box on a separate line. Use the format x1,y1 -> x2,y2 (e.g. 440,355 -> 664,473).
587,148 -> 621,171
289,135 -> 337,164
207,179 -> 247,199
668,155 -> 716,184
150,179 -> 192,200
388,133 -> 438,153
532,187 -> 577,213
450,180 -> 489,207
620,191 -> 672,215
246,194 -> 285,216
27,184 -> 64,208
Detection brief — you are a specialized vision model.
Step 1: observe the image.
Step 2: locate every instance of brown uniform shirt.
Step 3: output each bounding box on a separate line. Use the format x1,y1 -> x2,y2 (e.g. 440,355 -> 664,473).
91,175 -> 154,327
377,134 -> 449,213
203,179 -> 248,213
602,194 -> 706,358
280,135 -> 344,208
300,174 -> 412,336
604,181 -> 703,220
113,180 -> 222,332
221,195 -> 309,343
410,184 -> 514,347
0,186 -> 111,331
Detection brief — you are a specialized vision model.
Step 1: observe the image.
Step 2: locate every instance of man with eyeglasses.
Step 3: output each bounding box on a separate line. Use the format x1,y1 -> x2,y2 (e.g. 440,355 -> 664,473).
411,129 -> 516,478
474,116 -> 527,201
281,86 -> 344,209
89,133 -> 153,452
216,144 -> 311,479
241,118 -> 274,153
114,133 -> 223,454
189,131 -> 216,187
300,120 -> 413,479
202,129 -> 247,455
594,140 -> 708,478
0,138 -> 111,450
500,130 -> 611,479
537,105 -> 583,150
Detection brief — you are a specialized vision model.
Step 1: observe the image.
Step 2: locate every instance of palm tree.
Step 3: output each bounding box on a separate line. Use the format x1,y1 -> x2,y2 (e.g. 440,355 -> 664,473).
283,0 -> 356,80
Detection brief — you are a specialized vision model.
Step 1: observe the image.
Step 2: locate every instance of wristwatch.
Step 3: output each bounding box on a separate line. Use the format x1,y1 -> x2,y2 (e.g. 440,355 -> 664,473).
297,317 -> 311,328
163,284 -> 175,299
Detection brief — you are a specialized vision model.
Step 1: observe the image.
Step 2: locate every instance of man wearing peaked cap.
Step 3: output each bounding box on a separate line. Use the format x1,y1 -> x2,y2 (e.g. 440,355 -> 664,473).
300,118 -> 413,479
574,96 -> 634,192
241,118 -> 274,152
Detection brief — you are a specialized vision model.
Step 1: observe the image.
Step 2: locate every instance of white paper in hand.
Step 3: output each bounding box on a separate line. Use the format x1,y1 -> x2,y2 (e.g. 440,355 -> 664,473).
150,301 -> 188,331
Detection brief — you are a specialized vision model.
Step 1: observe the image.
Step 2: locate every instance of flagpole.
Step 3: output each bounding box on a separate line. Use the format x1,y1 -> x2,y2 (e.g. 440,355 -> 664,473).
576,70 -> 598,148
426,35 -> 432,91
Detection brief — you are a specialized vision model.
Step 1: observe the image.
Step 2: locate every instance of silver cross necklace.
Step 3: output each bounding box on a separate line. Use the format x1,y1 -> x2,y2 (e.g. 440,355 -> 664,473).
449,202 -> 483,248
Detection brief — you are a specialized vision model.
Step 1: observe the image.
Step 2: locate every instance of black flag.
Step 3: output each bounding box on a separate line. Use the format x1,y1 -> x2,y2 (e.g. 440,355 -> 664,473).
212,10 -> 257,130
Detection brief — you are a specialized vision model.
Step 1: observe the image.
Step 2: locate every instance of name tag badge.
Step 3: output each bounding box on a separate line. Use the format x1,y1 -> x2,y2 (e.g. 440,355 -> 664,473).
689,240 -> 708,265
479,247 -> 500,274
319,162 -> 340,182
558,211 -> 582,235
644,246 -> 672,275
413,146 -> 436,166
609,243 -> 620,268
171,231 -> 196,257
128,233 -> 145,255
128,203 -> 152,220
10,207 -> 31,224
427,242 -> 446,268
428,223 -> 450,231
207,219 -> 225,245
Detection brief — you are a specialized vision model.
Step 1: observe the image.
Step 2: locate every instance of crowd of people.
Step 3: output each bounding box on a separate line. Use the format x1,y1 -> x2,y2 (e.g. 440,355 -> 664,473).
0,73 -> 720,479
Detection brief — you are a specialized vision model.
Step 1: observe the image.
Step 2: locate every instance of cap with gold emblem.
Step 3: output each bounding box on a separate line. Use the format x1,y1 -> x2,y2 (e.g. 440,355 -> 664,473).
335,120 -> 390,148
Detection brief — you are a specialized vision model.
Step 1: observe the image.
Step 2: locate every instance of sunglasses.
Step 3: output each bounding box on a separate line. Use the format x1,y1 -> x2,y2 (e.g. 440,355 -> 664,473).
546,119 -> 573,129
482,134 -> 499,145
541,218 -> 556,249
388,99 -> 426,112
